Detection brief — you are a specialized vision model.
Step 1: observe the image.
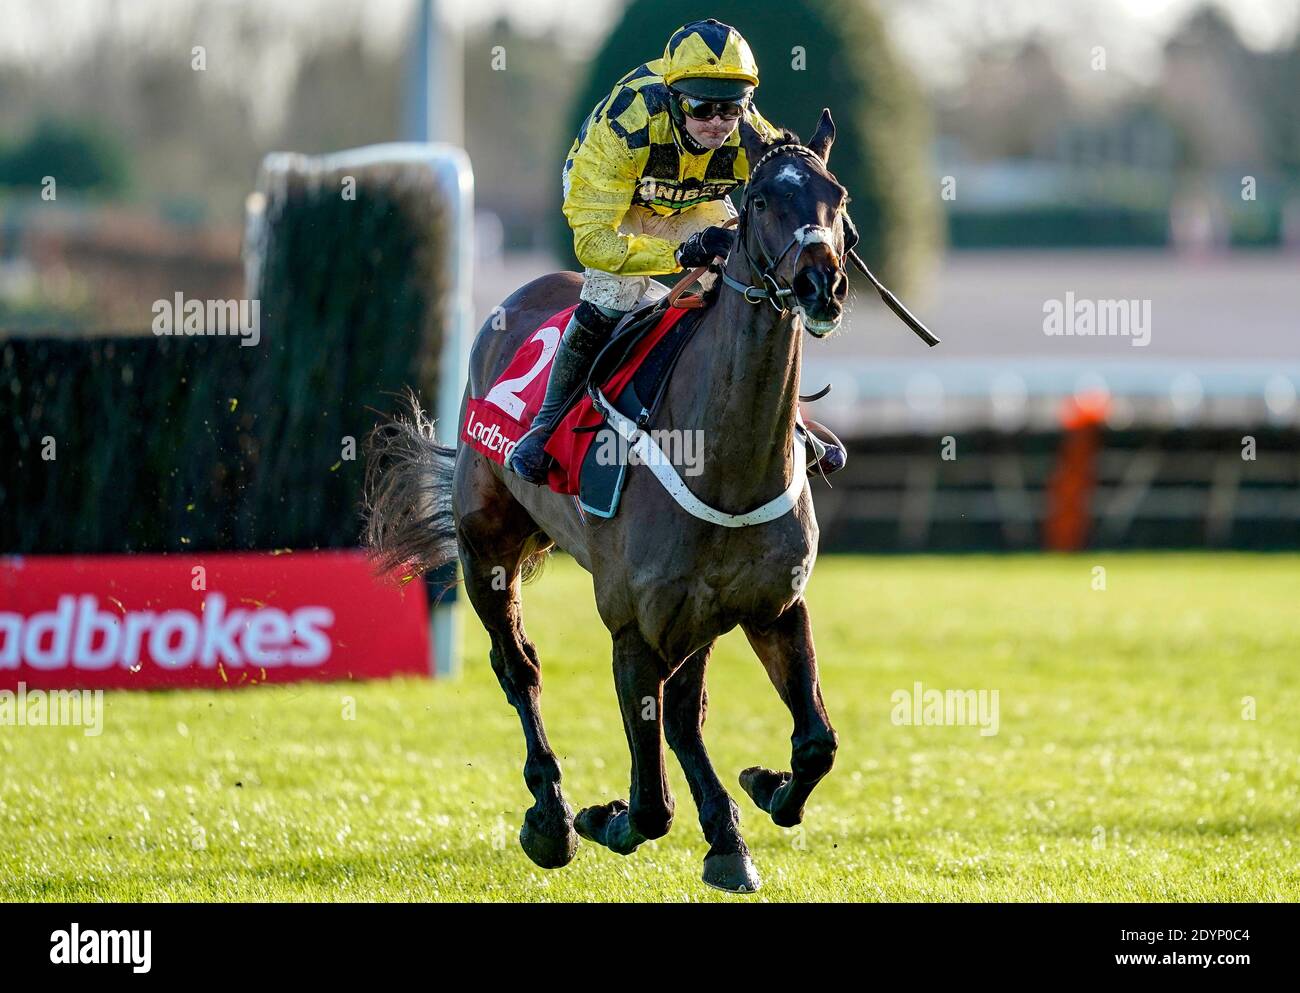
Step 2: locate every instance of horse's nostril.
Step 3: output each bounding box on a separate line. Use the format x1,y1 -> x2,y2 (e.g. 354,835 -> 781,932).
793,269 -> 820,300
833,271 -> 848,299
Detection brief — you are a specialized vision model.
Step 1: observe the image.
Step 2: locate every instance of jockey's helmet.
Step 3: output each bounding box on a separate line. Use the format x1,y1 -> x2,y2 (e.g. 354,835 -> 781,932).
662,19 -> 759,103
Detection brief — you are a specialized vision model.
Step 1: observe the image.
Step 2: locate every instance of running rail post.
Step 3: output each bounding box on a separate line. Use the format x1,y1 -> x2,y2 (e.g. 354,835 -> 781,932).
428,144 -> 474,679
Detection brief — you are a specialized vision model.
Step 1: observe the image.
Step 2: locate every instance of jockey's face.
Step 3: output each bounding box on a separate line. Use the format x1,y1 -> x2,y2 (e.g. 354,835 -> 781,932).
682,112 -> 739,150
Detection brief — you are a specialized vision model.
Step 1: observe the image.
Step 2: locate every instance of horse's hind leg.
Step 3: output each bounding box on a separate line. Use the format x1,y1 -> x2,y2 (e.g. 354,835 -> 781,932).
455,455 -> 576,868
573,627 -> 674,855
739,599 -> 838,828
664,644 -> 760,893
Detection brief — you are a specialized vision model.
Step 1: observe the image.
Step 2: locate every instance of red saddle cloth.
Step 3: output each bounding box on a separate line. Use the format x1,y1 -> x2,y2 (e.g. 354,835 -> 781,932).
462,303 -> 692,494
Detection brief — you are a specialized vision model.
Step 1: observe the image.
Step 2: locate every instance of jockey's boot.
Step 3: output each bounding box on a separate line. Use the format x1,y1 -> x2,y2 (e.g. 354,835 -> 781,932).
506,301 -> 622,485
813,443 -> 847,475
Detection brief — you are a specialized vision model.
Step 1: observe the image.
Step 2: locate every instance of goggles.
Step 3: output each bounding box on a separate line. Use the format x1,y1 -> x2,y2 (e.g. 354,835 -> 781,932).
678,95 -> 747,122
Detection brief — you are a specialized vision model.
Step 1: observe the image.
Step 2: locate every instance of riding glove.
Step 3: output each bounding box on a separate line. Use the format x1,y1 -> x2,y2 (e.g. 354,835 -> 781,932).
675,226 -> 736,269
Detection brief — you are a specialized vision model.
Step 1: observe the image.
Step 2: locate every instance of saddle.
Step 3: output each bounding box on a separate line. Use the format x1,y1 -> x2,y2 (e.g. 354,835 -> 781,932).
545,293 -> 705,518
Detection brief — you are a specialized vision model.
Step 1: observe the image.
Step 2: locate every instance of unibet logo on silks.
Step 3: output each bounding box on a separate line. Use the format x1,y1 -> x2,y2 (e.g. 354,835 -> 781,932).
0,593 -> 335,670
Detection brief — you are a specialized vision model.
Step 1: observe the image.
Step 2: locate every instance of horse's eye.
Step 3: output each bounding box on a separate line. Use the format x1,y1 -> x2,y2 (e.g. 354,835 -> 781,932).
753,195 -> 767,211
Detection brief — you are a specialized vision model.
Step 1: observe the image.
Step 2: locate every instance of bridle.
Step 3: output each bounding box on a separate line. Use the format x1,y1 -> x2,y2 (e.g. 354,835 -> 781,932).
720,142 -> 844,315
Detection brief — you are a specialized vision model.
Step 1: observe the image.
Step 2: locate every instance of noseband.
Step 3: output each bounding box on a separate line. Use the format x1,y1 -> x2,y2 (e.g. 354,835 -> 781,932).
721,143 -> 842,315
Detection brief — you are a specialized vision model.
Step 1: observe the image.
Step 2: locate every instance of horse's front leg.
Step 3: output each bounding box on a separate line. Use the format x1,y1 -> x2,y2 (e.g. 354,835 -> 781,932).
664,643 -> 760,893
739,599 -> 838,827
574,627 -> 674,855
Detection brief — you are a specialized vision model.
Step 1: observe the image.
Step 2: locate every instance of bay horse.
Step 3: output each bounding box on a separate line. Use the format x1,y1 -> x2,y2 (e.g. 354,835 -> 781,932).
364,110 -> 851,893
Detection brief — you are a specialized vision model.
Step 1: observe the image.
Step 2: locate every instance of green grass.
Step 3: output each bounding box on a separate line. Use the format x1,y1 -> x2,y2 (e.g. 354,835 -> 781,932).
2,553 -> 1298,902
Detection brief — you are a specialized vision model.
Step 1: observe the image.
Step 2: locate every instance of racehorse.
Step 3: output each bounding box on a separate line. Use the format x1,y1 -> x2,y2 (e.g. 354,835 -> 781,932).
364,110 -> 851,893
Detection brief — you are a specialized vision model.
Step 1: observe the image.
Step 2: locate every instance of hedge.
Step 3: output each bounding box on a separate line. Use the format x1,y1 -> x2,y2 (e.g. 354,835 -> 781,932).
1,157 -> 450,554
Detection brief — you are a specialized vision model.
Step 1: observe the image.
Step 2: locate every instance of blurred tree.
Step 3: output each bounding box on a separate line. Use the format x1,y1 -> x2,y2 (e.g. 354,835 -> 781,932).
0,118 -> 130,193
0,65 -> 39,138
1247,32 -> 1300,181
938,39 -> 1073,161
1159,6 -> 1268,173
0,2 -> 407,216
281,38 -> 401,156
554,0 -> 939,292
464,18 -> 583,249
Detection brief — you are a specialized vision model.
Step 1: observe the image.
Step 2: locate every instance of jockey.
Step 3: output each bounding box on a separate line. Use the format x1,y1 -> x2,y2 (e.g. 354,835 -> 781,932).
506,18 -> 785,484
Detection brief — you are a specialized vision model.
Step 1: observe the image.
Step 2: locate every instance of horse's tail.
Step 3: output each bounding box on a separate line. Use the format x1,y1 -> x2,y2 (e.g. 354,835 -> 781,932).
362,389 -> 458,578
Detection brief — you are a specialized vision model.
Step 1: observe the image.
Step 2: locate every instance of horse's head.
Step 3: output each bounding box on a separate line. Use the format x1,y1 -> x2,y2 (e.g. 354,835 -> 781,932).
736,110 -> 850,338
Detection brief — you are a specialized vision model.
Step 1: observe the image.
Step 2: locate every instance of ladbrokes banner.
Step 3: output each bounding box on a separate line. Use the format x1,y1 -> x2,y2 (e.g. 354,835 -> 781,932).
0,551 -> 429,690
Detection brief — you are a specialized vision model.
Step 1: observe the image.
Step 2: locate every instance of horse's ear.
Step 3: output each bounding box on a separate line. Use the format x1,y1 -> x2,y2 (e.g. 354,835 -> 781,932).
739,119 -> 769,171
808,108 -> 835,163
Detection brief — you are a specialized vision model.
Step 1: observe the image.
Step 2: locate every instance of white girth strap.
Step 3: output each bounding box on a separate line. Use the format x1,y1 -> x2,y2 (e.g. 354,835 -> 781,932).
593,390 -> 807,528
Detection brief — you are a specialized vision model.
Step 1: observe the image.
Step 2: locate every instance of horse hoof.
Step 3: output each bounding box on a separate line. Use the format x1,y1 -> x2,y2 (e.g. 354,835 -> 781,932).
702,852 -> 761,894
739,767 -> 789,812
574,799 -> 627,843
739,767 -> 804,827
573,799 -> 647,855
519,808 -> 578,869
